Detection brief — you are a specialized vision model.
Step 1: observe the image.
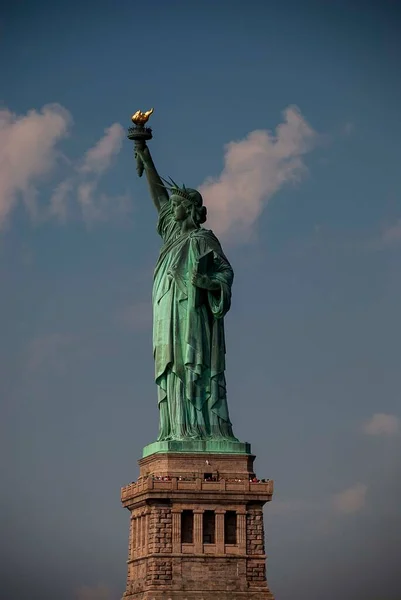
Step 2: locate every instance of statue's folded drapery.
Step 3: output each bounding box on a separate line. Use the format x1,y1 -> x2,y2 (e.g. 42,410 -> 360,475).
153,201 -> 237,441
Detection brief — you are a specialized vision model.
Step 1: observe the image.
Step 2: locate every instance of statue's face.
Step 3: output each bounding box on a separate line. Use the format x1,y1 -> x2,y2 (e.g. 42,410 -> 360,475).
171,195 -> 187,221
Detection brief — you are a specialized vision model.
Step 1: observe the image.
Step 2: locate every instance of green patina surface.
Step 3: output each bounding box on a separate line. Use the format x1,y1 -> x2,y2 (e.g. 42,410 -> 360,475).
142,440 -> 252,458
132,137 -> 246,454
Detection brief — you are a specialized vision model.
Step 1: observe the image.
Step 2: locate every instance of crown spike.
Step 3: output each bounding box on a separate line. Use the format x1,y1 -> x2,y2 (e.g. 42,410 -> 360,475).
168,176 -> 180,189
159,175 -> 194,203
160,176 -> 174,190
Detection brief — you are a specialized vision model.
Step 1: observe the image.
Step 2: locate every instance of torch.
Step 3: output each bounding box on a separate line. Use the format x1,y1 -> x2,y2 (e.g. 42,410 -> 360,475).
127,108 -> 154,177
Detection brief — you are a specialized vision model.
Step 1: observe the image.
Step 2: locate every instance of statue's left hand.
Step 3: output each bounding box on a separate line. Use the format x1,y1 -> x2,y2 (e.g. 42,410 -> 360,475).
191,272 -> 219,291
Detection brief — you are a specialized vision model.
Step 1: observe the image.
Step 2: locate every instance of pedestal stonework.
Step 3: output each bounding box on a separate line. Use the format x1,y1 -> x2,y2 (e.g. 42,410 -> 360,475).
121,450 -> 274,599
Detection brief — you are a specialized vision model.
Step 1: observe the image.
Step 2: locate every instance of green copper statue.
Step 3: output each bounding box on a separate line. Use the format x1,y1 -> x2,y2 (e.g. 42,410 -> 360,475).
130,110 -> 237,443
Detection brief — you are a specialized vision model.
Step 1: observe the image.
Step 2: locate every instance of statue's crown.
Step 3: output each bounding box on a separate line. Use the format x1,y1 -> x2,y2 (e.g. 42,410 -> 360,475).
160,177 -> 201,205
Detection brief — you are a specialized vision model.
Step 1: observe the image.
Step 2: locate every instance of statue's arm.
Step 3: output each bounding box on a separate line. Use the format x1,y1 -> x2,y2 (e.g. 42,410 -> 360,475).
191,272 -> 220,291
191,247 -> 233,292
136,144 -> 169,213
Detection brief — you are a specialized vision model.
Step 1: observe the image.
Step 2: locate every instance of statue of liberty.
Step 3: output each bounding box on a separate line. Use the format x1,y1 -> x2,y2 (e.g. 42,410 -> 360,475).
132,112 -> 237,443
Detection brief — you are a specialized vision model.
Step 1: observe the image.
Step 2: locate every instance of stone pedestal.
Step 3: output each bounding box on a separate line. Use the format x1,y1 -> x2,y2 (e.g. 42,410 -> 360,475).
121,450 -> 274,599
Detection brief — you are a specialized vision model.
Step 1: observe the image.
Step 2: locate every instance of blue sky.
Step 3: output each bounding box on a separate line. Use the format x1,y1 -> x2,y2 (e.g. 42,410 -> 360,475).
1,1 -> 401,599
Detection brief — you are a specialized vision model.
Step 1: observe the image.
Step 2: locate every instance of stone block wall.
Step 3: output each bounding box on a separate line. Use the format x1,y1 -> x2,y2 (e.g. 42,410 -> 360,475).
246,505 -> 265,556
148,506 -> 172,554
146,557 -> 173,587
247,560 -> 267,585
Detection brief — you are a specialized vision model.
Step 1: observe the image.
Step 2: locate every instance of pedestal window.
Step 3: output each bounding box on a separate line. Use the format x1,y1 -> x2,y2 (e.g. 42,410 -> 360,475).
203,510 -> 215,544
224,510 -> 237,544
181,510 -> 194,543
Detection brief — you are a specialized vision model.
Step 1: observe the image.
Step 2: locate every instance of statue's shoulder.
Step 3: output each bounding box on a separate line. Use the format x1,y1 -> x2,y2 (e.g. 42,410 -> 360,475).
191,228 -> 223,254
192,227 -> 217,241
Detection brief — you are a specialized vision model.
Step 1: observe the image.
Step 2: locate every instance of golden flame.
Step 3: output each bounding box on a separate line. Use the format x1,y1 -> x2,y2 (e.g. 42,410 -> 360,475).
131,108 -> 154,126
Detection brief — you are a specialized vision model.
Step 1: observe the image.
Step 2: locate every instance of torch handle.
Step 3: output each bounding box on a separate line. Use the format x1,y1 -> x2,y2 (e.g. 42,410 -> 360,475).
134,140 -> 146,178
136,155 -> 144,178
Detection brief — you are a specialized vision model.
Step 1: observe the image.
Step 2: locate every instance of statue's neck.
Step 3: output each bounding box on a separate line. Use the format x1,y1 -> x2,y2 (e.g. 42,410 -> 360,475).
180,219 -> 198,235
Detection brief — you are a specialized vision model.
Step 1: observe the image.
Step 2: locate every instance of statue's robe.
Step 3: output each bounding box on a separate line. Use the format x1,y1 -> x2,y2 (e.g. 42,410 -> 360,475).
153,200 -> 237,441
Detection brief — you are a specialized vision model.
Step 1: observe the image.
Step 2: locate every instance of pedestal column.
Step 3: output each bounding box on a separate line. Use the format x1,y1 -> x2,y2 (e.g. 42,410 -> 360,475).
215,509 -> 225,554
193,509 -> 204,554
129,516 -> 136,560
172,509 -> 182,553
143,510 -> 149,555
237,510 -> 247,554
135,515 -> 141,555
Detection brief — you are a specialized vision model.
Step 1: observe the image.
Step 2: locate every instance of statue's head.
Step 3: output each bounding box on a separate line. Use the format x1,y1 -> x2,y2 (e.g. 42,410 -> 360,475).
162,177 -> 207,227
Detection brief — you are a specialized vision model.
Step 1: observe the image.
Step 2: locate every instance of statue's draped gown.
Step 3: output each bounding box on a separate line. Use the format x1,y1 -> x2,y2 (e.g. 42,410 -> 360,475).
153,200 -> 237,441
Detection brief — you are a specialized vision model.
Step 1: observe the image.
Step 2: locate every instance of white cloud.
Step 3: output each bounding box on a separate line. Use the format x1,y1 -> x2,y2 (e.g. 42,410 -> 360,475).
77,180 -> 98,220
49,178 -> 73,220
199,105 -> 317,241
382,219 -> 401,245
332,483 -> 367,515
0,104 -> 71,227
363,413 -> 399,436
79,123 -> 124,175
75,584 -> 117,600
0,103 -> 127,227
51,122 -> 127,224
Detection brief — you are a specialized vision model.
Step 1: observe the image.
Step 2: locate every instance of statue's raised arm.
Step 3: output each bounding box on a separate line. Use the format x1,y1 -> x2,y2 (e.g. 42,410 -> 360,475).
127,109 -> 169,213
136,143 -> 169,213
